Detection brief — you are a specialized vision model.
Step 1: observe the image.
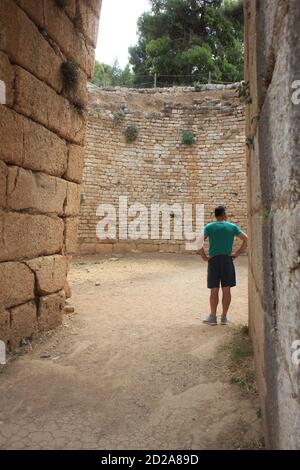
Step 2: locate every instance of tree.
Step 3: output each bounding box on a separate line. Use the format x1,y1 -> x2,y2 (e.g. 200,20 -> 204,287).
129,0 -> 244,86
91,60 -> 134,88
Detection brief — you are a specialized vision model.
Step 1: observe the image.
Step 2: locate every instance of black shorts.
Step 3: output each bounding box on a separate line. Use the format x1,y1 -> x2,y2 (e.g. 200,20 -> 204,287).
207,255 -> 236,289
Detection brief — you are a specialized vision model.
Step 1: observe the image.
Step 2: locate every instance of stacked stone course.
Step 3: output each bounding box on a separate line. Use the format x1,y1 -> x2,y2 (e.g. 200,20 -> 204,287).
78,84 -> 246,254
0,0 -> 101,349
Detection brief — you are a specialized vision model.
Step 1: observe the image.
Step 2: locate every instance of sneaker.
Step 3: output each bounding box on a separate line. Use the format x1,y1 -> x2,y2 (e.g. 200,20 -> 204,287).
202,315 -> 218,326
220,315 -> 228,325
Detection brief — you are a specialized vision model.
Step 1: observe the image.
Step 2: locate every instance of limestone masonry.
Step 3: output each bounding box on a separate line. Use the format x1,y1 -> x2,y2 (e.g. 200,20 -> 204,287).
78,84 -> 246,255
0,0 -> 101,350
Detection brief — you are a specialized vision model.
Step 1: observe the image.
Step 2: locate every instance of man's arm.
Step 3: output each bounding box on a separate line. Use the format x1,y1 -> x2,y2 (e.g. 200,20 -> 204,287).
232,232 -> 248,258
197,237 -> 210,261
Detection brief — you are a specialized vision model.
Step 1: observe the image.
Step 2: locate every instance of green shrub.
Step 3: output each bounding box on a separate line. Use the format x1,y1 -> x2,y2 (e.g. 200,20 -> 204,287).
61,59 -> 79,91
125,125 -> 139,143
181,130 -> 196,145
113,110 -> 126,124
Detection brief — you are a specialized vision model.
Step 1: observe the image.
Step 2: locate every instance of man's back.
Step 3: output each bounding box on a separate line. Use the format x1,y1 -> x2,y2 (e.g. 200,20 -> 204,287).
204,221 -> 241,257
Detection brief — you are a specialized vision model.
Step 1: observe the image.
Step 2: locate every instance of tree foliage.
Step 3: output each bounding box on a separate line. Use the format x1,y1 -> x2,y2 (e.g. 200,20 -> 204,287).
91,59 -> 134,88
129,0 -> 244,87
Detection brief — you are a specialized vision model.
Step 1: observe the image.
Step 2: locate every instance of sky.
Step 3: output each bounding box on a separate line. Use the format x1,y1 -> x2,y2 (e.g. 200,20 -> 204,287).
96,0 -> 151,68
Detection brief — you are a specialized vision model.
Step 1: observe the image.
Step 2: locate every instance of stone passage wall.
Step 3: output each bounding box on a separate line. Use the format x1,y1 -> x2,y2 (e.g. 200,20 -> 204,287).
0,0 -> 101,349
245,0 -> 300,449
78,85 -> 246,254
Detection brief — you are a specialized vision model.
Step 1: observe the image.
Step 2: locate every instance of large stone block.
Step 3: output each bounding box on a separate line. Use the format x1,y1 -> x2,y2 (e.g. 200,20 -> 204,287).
0,52 -> 15,106
65,217 -> 79,255
0,308 -> 10,343
0,160 -> 7,208
77,0 -> 100,47
0,0 -> 63,93
15,0 -> 45,29
64,144 -> 85,183
65,182 -> 81,216
38,291 -> 65,332
23,116 -> 68,177
0,212 -> 64,262
10,300 -> 37,349
0,106 -> 24,166
0,261 -> 35,309
43,0 -> 95,78
7,167 -> 67,215
0,107 -> 68,176
14,66 -> 85,145
26,255 -> 68,296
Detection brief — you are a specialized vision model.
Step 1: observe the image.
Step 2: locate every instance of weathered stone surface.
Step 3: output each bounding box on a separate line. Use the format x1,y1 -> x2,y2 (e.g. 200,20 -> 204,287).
0,0 -> 63,93
77,0 -> 100,47
0,106 -> 24,166
0,51 -> 15,106
10,301 -> 37,349
38,291 -> 65,332
65,217 -> 79,255
0,308 -> 10,343
65,182 -> 81,216
0,212 -> 64,262
64,280 -> 72,300
23,117 -> 68,177
43,0 -> 95,78
0,107 -> 68,176
95,243 -> 113,255
15,0 -> 45,29
26,255 -> 68,296
0,261 -> 35,309
245,0 -> 300,450
64,144 -> 85,184
7,167 -> 67,215
14,66 -> 85,145
0,160 -> 7,208
87,0 -> 102,17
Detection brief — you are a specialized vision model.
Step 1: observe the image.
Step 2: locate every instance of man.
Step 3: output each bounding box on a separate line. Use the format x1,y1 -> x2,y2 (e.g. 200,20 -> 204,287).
198,206 -> 248,325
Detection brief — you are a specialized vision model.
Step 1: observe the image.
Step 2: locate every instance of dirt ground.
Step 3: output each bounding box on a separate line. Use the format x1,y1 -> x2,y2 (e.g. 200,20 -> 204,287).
0,254 -> 262,450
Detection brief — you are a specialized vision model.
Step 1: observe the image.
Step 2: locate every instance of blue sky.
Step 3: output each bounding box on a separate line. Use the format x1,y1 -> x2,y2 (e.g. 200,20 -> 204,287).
96,0 -> 151,68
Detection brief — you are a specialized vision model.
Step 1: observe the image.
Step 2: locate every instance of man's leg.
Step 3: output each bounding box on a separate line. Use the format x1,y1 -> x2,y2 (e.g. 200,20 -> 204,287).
210,288 -> 219,317
222,287 -> 231,316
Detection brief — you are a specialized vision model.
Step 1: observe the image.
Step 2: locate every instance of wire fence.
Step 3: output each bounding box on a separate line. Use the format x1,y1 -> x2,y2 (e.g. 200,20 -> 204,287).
95,74 -> 239,90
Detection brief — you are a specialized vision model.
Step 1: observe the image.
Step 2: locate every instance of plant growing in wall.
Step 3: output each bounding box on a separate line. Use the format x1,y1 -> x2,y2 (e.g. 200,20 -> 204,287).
113,110 -> 126,124
236,81 -> 252,104
125,125 -> 139,143
181,130 -> 196,145
61,59 -> 79,91
246,136 -> 255,149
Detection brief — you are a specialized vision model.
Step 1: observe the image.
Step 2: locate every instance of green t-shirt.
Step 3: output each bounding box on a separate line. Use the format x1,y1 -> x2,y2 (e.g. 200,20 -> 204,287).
204,221 -> 242,257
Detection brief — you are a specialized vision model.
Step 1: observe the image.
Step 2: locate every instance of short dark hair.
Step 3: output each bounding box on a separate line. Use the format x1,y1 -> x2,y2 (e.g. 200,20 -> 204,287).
215,205 -> 227,218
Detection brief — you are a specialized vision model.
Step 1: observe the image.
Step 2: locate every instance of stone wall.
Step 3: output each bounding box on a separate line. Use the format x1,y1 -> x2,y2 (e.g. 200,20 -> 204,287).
245,0 -> 300,449
78,85 -> 246,255
0,0 -> 101,349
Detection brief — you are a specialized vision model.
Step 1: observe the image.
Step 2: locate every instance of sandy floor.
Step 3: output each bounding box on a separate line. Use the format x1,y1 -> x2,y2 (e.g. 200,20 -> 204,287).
0,254 -> 262,450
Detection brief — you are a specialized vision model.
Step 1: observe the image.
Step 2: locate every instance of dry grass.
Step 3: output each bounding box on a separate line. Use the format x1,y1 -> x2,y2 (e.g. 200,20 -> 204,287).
225,324 -> 258,396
